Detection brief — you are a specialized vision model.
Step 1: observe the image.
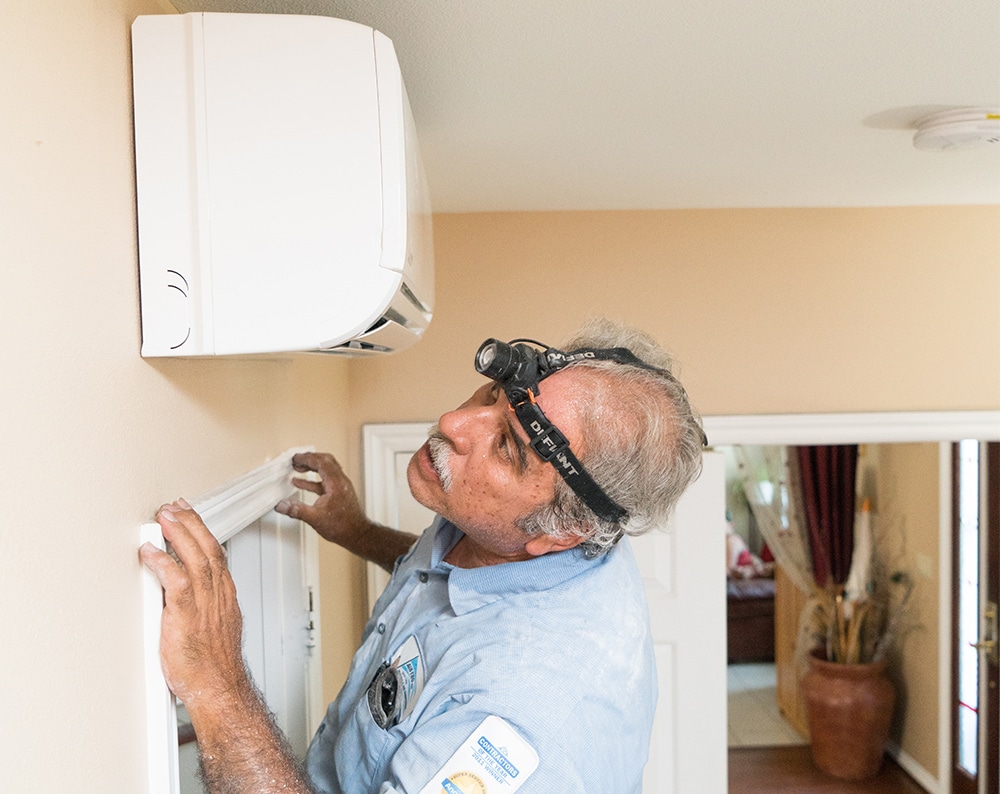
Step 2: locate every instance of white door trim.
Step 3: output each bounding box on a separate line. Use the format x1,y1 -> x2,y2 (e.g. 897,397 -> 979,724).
703,410 -> 1000,446
362,423 -> 432,609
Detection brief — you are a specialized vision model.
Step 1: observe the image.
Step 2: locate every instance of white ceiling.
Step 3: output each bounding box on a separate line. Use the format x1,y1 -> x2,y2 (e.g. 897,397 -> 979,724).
171,0 -> 1000,212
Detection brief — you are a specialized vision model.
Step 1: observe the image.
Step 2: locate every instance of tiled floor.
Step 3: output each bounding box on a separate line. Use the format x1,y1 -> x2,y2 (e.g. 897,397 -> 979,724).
728,662 -> 807,748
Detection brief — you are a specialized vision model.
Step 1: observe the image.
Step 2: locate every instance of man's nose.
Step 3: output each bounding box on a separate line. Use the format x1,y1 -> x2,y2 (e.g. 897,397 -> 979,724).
437,402 -> 497,454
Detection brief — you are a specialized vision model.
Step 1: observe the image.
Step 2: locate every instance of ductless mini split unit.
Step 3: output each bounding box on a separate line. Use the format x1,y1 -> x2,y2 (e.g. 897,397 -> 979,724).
131,13 -> 433,356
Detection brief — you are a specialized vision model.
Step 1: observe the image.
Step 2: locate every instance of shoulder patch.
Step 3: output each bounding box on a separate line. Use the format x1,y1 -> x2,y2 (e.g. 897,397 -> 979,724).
418,715 -> 539,793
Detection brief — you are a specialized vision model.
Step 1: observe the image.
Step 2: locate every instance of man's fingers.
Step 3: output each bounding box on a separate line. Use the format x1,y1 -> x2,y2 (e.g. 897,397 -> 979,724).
139,542 -> 194,611
292,451 -> 345,479
276,498 -> 318,525
291,451 -> 329,472
157,501 -> 228,580
175,503 -> 228,567
140,542 -> 180,586
291,476 -> 324,495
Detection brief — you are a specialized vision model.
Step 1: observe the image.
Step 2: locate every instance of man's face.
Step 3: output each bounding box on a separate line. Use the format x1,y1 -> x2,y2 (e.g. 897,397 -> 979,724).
407,368 -> 589,564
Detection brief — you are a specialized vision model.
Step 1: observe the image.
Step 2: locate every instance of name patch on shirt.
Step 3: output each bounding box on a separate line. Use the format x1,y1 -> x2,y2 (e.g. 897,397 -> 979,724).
418,716 -> 539,793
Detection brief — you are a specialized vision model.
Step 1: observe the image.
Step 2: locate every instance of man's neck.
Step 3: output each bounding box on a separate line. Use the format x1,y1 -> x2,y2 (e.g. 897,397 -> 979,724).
443,535 -> 534,568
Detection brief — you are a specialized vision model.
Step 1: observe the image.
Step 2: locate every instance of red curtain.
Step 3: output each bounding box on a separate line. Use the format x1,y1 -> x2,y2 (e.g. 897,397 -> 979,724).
796,445 -> 858,588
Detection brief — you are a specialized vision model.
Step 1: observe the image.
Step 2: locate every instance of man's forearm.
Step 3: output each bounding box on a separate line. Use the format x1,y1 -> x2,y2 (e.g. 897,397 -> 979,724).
342,521 -> 419,573
189,677 -> 316,794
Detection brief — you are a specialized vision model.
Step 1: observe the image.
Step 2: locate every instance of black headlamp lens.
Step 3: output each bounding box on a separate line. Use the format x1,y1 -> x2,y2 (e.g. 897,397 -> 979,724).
475,339 -> 519,381
476,342 -> 496,373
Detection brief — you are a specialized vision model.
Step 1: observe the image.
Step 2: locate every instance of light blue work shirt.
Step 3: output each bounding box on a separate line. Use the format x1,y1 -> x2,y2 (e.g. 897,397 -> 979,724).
305,518 -> 657,793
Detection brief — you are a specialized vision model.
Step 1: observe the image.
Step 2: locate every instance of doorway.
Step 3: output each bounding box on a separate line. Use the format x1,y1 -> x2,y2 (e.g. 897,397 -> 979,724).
705,412 -> 998,792
952,441 -> 999,794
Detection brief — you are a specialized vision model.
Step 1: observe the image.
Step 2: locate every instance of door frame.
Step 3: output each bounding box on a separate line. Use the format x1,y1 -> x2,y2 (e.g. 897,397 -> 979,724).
951,442 -> 1000,794
709,411 -> 998,794
363,410 -> 1000,794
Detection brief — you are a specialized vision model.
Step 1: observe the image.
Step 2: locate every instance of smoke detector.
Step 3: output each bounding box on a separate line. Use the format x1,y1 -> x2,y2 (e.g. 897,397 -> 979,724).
913,107 -> 1000,151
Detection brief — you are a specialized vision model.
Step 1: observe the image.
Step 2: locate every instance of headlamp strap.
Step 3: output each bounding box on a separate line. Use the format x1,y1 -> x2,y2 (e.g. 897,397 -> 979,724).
509,397 -> 628,525
542,346 -> 652,376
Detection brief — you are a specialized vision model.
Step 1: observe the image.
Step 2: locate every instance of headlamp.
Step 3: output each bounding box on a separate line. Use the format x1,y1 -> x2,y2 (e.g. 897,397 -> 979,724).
474,337 -> 644,526
475,339 -> 526,382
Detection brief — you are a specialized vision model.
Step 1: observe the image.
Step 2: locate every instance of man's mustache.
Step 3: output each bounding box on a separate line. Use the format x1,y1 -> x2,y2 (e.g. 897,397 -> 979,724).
427,426 -> 453,491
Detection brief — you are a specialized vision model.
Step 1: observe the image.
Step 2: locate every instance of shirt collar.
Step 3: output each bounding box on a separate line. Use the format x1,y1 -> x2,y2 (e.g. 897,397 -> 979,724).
430,519 -> 607,615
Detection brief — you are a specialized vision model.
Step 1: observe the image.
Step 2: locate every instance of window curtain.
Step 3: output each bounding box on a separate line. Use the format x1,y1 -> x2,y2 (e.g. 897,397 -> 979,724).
734,446 -> 814,594
795,445 -> 858,589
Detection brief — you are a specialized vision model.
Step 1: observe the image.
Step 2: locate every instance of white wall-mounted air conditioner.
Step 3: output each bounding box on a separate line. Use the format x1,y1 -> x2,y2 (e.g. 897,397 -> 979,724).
131,13 -> 433,356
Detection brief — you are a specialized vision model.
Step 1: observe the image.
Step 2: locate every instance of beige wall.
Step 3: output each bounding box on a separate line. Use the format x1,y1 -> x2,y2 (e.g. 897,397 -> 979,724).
348,208 -> 999,434
864,443 -> 943,775
2,2 -> 356,790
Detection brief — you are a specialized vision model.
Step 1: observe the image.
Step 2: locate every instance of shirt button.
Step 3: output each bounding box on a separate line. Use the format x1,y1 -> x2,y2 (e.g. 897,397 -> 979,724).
377,623 -> 386,634
419,572 -> 429,583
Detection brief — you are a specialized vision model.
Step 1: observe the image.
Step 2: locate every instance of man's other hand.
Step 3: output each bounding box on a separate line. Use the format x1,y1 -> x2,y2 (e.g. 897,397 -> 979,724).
275,451 -> 370,547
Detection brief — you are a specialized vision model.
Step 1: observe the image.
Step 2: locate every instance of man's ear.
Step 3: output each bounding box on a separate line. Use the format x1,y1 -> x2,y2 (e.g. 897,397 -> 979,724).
523,532 -> 586,557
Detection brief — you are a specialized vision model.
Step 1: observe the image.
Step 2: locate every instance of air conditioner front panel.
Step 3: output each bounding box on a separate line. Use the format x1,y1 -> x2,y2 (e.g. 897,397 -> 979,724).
133,13 -> 433,357
202,14 -> 387,354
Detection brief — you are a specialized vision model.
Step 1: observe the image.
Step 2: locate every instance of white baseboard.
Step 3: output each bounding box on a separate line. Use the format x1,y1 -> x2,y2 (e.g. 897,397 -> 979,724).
887,741 -> 941,794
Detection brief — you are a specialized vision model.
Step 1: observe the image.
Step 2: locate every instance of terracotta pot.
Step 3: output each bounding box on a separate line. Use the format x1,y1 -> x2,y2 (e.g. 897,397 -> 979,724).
801,649 -> 896,781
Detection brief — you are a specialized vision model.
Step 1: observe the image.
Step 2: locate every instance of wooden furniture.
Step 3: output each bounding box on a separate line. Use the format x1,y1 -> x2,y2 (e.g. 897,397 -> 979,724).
774,563 -> 810,737
727,577 -> 776,663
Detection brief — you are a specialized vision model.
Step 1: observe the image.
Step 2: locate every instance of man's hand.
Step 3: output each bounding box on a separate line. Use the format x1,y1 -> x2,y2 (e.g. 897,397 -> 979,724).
139,499 -> 316,794
276,451 -> 419,572
139,499 -> 246,708
276,452 -> 371,546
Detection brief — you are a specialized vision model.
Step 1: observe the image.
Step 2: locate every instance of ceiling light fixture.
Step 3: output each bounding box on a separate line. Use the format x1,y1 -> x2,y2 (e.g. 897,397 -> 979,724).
913,107 -> 1000,151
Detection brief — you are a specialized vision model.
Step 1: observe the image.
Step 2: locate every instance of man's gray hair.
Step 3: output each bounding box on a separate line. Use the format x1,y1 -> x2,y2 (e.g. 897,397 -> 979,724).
517,317 -> 705,556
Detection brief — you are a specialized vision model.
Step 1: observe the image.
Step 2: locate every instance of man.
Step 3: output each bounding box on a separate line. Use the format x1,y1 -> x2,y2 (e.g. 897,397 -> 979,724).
141,318 -> 705,794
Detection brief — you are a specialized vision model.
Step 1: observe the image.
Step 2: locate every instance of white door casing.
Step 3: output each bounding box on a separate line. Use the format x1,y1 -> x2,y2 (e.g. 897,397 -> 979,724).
362,423 -> 436,605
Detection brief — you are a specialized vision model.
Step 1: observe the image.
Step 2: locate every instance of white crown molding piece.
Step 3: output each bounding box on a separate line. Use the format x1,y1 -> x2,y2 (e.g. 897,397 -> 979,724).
187,445 -> 314,543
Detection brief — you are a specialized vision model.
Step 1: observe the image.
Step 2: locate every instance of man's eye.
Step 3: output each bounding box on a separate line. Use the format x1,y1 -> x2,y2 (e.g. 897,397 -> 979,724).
497,434 -> 513,463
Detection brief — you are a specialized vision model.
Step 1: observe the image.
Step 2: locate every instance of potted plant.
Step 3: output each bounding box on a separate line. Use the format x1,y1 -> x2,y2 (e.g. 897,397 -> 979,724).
799,500 -> 916,780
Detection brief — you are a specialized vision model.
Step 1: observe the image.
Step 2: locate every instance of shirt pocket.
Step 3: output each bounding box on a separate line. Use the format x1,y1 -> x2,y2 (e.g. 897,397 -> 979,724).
314,695 -> 396,794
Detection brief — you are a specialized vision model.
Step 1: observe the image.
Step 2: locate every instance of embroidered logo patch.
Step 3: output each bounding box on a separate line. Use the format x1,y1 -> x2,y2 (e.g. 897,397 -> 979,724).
366,635 -> 425,729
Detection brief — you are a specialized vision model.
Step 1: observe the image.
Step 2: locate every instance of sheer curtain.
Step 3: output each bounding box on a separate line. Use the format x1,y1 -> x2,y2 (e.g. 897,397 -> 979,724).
734,446 -> 814,594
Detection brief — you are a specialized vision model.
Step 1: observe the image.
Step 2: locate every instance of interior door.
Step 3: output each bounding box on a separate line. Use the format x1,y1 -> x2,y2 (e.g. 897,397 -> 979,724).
142,448 -> 322,794
953,441 -> 999,794
227,510 -> 322,755
634,451 -> 727,794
